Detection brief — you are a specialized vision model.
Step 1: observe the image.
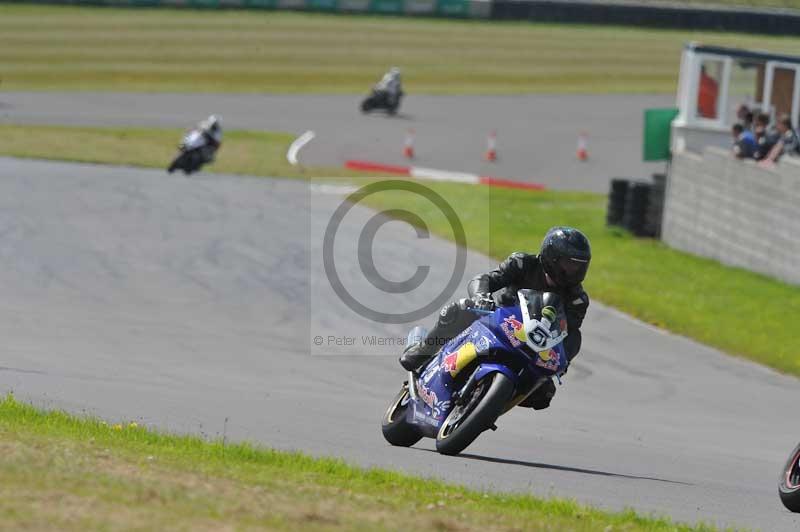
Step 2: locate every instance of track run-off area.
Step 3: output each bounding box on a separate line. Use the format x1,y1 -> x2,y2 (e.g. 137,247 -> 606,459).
0,154 -> 798,530
0,92 -> 672,192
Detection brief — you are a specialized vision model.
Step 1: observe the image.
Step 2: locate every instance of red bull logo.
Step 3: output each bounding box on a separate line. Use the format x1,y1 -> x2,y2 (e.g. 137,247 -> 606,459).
442,352 -> 458,373
441,342 -> 478,377
501,315 -> 526,347
535,349 -> 560,371
418,382 -> 438,409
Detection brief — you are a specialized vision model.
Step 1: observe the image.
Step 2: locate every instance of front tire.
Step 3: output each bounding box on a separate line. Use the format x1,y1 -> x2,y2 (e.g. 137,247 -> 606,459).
168,152 -> 188,173
436,372 -> 514,456
779,442 -> 800,512
381,385 -> 422,447
360,98 -> 374,113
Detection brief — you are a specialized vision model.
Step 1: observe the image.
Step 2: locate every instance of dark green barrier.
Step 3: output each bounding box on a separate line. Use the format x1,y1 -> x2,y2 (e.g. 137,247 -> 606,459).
369,0 -> 403,14
436,0 -> 468,16
7,0 -> 485,17
307,0 -> 337,10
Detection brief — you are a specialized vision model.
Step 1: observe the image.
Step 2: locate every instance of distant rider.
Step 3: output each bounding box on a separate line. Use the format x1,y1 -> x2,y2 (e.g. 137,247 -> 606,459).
374,67 -> 403,107
400,226 -> 591,410
196,115 -> 223,163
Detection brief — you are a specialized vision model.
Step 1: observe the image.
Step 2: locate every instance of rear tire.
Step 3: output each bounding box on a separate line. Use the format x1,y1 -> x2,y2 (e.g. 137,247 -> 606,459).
381,385 -> 422,447
779,442 -> 800,512
436,372 -> 514,456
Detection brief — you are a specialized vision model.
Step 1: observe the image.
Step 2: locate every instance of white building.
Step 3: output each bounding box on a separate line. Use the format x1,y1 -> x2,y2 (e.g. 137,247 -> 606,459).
672,42 -> 800,154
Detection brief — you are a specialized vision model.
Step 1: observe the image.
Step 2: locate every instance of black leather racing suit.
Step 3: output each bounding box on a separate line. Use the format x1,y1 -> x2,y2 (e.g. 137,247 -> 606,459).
402,252 -> 589,409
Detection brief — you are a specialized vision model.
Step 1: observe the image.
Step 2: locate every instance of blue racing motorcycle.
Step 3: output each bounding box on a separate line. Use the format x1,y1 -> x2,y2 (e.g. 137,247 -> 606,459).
382,289 -> 569,456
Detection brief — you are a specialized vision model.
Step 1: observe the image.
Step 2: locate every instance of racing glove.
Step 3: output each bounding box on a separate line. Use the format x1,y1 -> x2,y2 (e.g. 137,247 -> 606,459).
472,293 -> 496,311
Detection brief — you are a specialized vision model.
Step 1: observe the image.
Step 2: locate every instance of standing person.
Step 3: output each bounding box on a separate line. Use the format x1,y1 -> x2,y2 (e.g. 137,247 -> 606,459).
399,227 -> 591,411
698,66 -> 719,119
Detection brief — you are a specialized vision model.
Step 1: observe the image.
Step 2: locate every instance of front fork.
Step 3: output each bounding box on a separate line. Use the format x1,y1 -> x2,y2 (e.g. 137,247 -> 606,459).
452,364 -> 547,414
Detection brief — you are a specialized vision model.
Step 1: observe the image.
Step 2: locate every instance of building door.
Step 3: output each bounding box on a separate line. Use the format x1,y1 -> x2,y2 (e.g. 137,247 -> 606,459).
764,62 -> 800,127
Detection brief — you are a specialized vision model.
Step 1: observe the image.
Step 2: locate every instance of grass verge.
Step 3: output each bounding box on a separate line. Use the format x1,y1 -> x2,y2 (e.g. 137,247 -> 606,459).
0,123 -> 363,179
2,4 -> 800,94
1,123 -> 798,377
0,394 -> 721,531
363,181 -> 800,376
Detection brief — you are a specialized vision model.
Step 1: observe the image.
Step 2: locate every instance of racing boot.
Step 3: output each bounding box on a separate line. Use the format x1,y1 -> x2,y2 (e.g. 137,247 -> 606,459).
398,299 -> 476,372
399,336 -> 438,372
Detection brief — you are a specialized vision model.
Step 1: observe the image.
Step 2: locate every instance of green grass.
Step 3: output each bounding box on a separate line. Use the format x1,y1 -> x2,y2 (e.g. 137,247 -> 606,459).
2,4 -> 800,94
0,123 -> 366,179
0,394 -> 723,531
363,182 -> 800,376
1,123 -> 799,376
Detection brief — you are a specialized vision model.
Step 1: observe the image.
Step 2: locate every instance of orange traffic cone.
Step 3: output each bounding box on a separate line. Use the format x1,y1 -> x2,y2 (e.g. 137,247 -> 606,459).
576,131 -> 589,161
484,130 -> 497,162
403,129 -> 415,159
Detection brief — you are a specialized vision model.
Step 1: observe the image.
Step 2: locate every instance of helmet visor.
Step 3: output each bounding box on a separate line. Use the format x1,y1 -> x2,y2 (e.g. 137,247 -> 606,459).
555,257 -> 589,286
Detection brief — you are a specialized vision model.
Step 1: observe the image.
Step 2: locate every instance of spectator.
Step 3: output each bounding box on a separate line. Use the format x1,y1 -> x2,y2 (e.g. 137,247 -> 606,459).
753,112 -> 778,160
732,123 -> 757,159
736,103 -> 754,130
698,65 -> 719,119
760,114 -> 799,165
778,115 -> 800,156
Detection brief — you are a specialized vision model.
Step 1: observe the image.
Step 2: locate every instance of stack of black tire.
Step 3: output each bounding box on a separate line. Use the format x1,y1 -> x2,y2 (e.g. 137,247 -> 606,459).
606,179 -> 629,226
606,174 -> 666,238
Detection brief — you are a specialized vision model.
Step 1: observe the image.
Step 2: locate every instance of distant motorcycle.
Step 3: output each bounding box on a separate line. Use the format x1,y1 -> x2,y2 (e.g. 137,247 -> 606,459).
168,116 -> 222,174
360,88 -> 403,115
779,442 -> 800,512
381,289 -> 568,456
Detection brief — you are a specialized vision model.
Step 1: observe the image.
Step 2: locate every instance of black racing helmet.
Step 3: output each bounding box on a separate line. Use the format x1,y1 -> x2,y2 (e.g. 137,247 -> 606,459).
540,226 -> 591,287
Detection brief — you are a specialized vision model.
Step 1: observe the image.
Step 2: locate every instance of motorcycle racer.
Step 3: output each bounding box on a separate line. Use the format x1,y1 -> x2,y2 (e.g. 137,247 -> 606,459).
374,67 -> 403,106
400,226 -> 591,410
196,115 -> 222,163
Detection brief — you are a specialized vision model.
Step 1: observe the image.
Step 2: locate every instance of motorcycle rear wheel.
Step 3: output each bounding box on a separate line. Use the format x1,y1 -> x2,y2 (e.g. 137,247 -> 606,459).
381,385 -> 422,447
779,442 -> 800,512
435,372 -> 514,456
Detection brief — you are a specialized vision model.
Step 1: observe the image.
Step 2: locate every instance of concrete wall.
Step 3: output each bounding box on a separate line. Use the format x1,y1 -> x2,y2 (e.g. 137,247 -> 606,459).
662,147 -> 800,285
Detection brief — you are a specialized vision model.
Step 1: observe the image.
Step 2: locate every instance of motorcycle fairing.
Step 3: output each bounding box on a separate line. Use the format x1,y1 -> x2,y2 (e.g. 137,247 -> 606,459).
405,306 -> 567,436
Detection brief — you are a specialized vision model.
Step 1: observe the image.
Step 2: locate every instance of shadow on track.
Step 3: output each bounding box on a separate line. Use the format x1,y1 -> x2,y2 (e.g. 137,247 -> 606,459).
418,449 -> 692,486
360,111 -> 414,121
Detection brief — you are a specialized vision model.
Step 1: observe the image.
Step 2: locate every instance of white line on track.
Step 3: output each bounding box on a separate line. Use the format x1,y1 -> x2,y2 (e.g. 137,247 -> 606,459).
287,130 -> 316,166
409,166 -> 479,184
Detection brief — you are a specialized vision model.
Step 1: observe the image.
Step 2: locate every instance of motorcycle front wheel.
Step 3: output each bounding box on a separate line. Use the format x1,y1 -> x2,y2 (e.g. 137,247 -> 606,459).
167,151 -> 190,173
779,442 -> 800,512
435,372 -> 514,456
381,384 -> 422,447
360,97 -> 375,113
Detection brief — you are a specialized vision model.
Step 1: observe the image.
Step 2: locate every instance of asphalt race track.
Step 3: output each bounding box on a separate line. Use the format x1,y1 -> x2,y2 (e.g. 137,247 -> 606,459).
0,92 -> 673,192
0,156 -> 798,531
